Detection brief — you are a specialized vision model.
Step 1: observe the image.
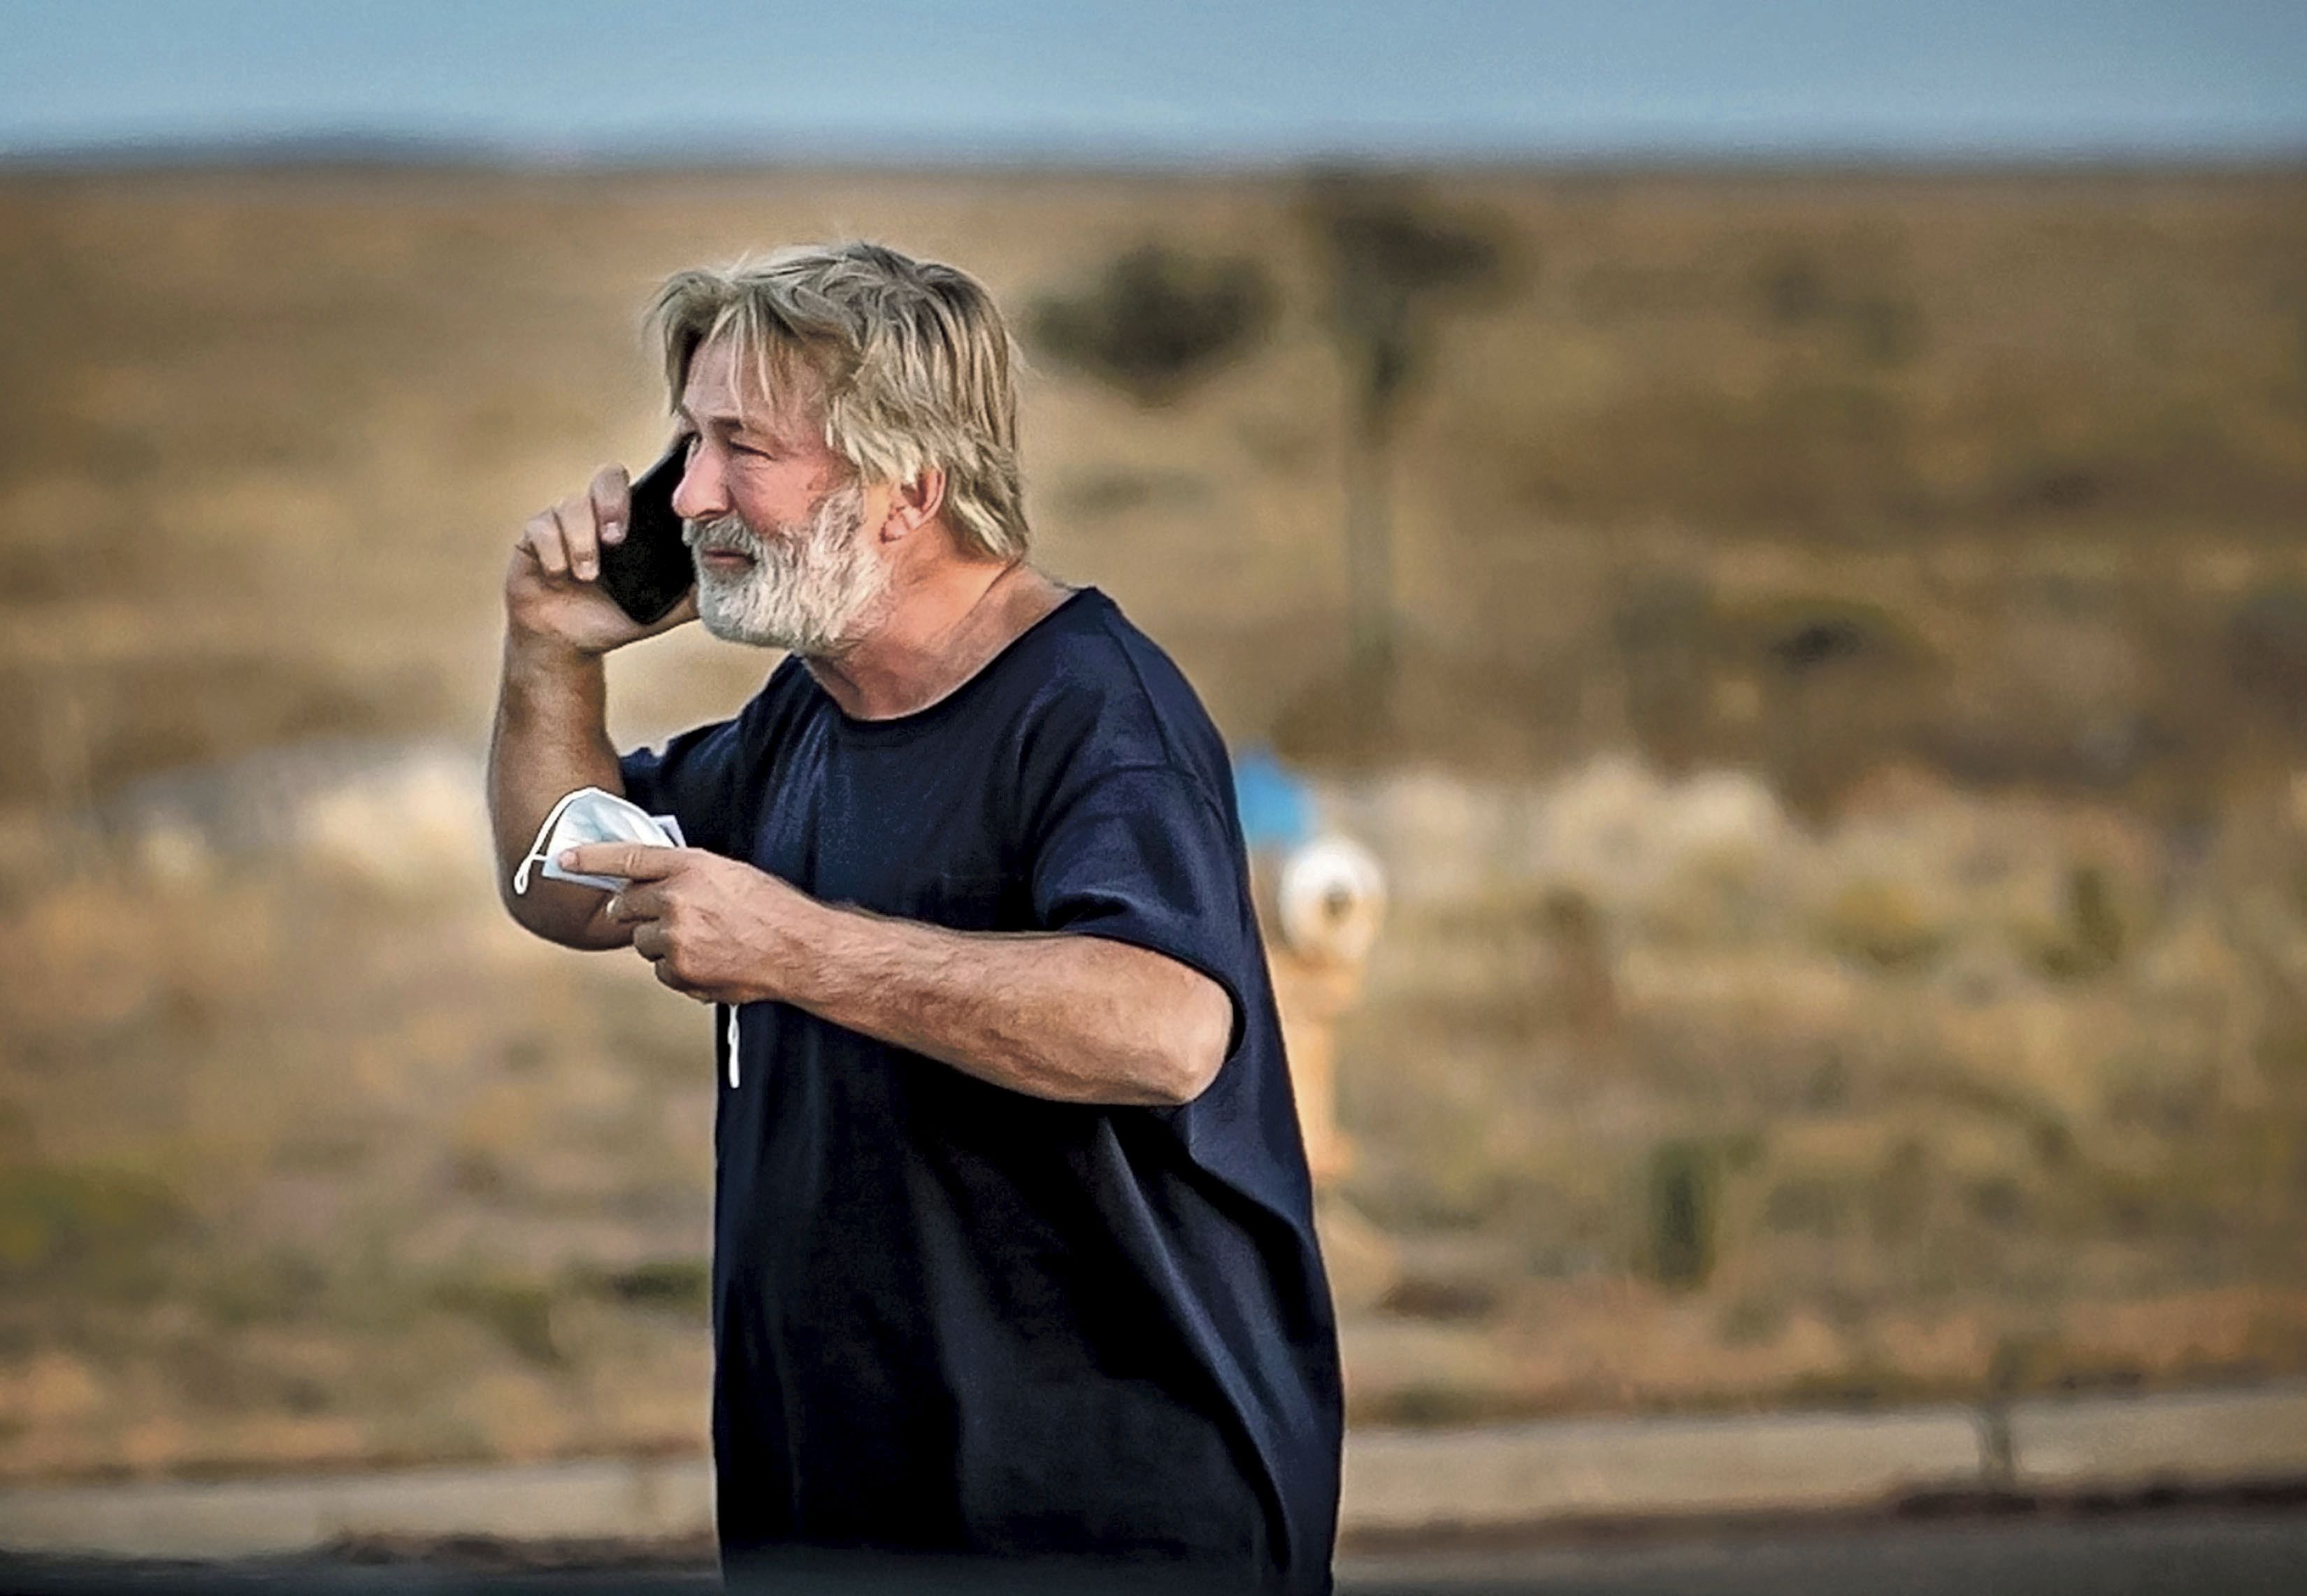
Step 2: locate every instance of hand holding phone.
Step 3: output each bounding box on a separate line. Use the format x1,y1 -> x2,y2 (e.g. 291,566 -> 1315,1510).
596,438 -> 697,627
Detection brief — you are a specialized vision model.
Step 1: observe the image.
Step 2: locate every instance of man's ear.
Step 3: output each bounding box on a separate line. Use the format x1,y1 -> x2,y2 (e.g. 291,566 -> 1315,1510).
880,467 -> 947,542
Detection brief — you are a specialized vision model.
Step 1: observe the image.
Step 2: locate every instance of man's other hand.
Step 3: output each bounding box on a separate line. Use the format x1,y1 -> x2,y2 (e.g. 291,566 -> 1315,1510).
505,463 -> 698,657
564,844 -> 811,1004
568,842 -> 1232,1106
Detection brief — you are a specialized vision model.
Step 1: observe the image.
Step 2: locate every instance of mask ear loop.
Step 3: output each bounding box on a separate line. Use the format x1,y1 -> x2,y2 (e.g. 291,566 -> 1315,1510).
510,786 -> 589,896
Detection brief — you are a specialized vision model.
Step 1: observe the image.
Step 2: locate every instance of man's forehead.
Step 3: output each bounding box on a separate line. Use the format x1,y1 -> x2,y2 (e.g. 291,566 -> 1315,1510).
680,336 -> 823,437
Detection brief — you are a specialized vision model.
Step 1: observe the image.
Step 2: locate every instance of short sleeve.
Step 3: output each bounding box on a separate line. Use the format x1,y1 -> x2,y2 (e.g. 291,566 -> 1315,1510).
618,718 -> 742,860
1030,764 -> 1256,1061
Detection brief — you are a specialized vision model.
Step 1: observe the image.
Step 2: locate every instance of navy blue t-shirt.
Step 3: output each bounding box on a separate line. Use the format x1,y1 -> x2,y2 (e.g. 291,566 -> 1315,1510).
618,587 -> 1342,1592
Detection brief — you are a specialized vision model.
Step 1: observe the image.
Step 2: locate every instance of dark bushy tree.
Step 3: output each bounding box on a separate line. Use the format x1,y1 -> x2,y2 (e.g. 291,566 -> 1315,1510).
1305,175 -> 1511,680
1027,244 -> 1277,408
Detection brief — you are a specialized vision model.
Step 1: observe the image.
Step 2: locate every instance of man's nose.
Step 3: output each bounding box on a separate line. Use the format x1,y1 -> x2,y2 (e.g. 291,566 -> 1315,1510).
670,445 -> 726,522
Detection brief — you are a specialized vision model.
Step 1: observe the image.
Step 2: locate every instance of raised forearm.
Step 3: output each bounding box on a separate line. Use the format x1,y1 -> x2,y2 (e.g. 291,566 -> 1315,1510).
487,635 -> 627,948
491,458 -> 698,949
779,903 -> 1232,1107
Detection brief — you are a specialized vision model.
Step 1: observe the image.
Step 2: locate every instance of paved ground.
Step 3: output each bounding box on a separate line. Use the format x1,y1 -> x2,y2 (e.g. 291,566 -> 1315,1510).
9,1381 -> 2306,1561
1337,1505 -> 2307,1595
1342,1380 -> 2307,1537
3,1382 -> 2306,1592
3,1506 -> 2305,1595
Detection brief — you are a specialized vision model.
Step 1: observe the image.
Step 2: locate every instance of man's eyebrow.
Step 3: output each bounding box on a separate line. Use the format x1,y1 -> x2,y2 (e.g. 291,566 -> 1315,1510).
675,403 -> 771,439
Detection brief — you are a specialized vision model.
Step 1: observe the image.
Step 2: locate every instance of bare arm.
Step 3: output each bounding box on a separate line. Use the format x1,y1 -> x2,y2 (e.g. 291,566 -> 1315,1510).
487,636 -> 631,949
563,843 -> 1236,1107
783,907 -> 1234,1107
489,463 -> 694,949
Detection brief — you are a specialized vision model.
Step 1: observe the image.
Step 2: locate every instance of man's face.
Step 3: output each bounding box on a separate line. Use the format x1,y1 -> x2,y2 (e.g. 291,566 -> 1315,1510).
670,337 -> 893,655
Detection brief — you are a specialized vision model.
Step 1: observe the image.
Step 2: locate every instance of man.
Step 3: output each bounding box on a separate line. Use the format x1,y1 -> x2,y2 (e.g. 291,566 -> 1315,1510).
487,242 -> 1342,1591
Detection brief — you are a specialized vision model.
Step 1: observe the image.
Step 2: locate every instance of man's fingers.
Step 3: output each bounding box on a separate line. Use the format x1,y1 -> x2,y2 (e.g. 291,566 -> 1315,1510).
632,926 -> 710,1002
591,463 -> 632,547
604,882 -> 669,923
522,510 -> 570,577
518,465 -> 631,582
552,497 -> 601,582
652,958 -> 710,1001
560,842 -> 687,882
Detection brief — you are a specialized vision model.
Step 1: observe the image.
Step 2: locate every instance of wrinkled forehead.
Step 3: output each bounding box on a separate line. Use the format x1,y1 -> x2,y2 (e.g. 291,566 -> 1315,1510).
678,329 -> 831,443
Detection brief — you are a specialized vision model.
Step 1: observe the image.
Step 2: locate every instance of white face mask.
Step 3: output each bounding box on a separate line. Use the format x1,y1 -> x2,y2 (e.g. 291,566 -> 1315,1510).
510,786 -> 686,896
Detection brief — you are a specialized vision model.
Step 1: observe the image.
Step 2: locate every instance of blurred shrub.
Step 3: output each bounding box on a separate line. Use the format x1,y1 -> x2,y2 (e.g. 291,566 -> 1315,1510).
1613,574 -> 1718,775
1744,594 -> 1942,821
195,1248 -> 331,1329
1820,879 -> 1948,970
2034,863 -> 2129,979
1759,252 -> 1830,326
1615,578 -> 1953,804
1752,243 -> 1927,366
1764,1173 -> 1848,1238
0,1163 -> 190,1298
1645,1140 -> 1717,1290
2002,462 -> 2108,517
1867,1137 -> 1934,1245
1741,594 -> 1934,680
426,1270 -> 562,1368
1848,296 -> 1926,366
1027,244 -> 1277,406
2226,582 -> 2307,737
586,1257 -> 710,1316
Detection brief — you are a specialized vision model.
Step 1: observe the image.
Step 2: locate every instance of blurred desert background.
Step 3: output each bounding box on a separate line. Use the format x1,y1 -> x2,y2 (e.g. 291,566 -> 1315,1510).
3,161 -> 2306,1485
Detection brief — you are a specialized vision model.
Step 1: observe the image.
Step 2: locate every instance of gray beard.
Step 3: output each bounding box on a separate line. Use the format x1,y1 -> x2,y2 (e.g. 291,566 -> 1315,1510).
683,483 -> 886,655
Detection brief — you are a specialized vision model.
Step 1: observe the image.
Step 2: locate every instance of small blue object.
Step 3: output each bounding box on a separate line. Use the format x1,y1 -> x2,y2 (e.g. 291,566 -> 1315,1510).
1232,745 -> 1315,852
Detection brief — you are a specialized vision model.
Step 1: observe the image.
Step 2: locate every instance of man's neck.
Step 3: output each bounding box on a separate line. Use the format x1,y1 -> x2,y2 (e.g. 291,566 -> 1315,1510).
803,559 -> 1072,721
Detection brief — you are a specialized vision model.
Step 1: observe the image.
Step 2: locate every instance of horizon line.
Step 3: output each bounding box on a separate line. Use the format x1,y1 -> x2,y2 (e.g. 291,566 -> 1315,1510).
7,127 -> 2307,178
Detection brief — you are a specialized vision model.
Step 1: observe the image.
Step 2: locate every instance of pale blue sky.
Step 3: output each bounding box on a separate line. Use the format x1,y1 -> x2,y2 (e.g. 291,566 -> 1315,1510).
3,0 -> 2303,164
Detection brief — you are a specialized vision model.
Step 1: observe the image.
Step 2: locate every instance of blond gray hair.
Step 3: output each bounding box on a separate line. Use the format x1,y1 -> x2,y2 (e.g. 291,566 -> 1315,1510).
647,242 -> 1028,561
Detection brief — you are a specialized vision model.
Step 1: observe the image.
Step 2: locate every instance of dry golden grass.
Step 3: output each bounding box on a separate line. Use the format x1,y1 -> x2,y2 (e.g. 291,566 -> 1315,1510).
1328,761 -> 2307,1419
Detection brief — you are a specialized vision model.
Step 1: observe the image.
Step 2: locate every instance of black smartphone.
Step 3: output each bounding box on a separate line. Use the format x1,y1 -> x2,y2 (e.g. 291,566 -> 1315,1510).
596,438 -> 696,626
